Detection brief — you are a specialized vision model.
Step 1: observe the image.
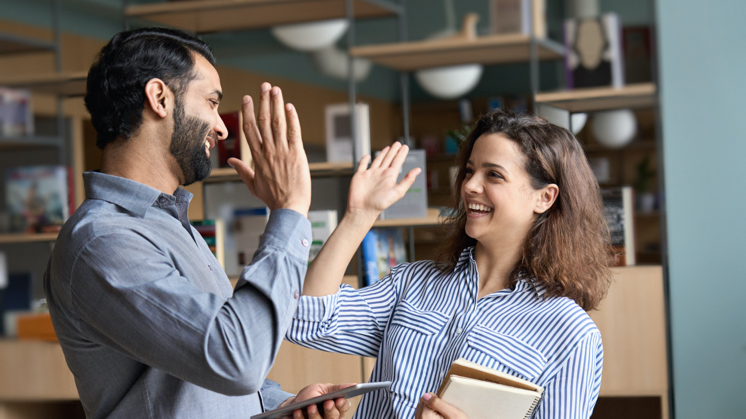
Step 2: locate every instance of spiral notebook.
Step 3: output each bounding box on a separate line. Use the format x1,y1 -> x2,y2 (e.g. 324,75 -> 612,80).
436,358 -> 544,419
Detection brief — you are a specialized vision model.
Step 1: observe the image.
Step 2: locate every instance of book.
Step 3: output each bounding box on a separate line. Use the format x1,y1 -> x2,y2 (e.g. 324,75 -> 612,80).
436,358 -> 544,419
325,103 -> 371,163
601,186 -> 635,266
307,210 -> 338,265
361,228 -> 407,286
564,13 -> 624,89
490,0 -> 546,38
380,149 -> 428,220
191,219 -> 226,268
215,111 -> 252,170
234,207 -> 269,270
5,165 -> 72,233
0,87 -> 33,137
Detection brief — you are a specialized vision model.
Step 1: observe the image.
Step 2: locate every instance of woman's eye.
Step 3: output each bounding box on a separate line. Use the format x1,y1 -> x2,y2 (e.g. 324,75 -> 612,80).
489,171 -> 503,179
464,167 -> 474,174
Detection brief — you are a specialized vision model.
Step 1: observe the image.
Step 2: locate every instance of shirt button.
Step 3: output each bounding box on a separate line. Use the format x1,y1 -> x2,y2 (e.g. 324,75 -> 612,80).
456,328 -> 463,334
294,290 -> 300,299
301,239 -> 309,247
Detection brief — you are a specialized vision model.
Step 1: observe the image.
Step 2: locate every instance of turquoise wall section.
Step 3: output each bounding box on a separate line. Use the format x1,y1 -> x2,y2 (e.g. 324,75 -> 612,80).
656,0 -> 746,417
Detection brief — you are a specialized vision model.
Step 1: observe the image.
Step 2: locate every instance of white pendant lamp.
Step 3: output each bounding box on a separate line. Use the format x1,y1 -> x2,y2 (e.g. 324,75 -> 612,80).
591,109 -> 638,149
415,64 -> 484,99
271,19 -> 349,52
311,45 -> 372,82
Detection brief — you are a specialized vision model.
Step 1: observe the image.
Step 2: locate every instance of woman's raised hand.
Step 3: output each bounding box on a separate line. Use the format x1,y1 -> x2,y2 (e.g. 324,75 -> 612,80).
347,142 -> 421,221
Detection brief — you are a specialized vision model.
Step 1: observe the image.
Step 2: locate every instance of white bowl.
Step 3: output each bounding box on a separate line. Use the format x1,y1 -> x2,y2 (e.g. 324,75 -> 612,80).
271,19 -> 349,52
415,64 -> 483,99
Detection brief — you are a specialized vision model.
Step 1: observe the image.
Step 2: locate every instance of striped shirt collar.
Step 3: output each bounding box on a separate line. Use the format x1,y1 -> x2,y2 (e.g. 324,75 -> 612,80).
456,246 -> 548,298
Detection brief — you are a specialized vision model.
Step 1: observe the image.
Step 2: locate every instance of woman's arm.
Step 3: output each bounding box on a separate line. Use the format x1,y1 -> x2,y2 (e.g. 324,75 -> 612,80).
303,142 -> 420,296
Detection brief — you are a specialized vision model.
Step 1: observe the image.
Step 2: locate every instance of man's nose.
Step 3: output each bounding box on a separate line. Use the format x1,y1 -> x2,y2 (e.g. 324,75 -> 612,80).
215,116 -> 228,140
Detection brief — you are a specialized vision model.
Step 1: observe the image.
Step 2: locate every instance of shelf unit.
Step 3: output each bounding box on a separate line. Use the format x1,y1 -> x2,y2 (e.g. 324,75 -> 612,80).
0,71 -> 87,97
373,208 -> 442,228
204,161 -> 355,183
0,32 -> 56,56
350,33 -> 564,71
534,83 -> 657,112
0,233 -> 58,245
125,0 -> 400,33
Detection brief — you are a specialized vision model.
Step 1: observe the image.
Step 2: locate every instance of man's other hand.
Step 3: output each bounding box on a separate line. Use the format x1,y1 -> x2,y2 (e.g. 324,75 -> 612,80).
279,383 -> 355,419
228,83 -> 311,217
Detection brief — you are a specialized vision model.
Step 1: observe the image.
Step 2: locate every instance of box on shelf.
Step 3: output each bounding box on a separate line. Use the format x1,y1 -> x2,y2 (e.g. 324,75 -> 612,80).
4,165 -> 73,233
564,13 -> 624,89
17,312 -> 57,342
490,0 -> 546,38
380,149 -> 428,220
234,207 -> 269,271
307,210 -> 338,265
215,111 -> 252,170
361,228 -> 408,287
0,87 -> 33,136
325,103 -> 370,163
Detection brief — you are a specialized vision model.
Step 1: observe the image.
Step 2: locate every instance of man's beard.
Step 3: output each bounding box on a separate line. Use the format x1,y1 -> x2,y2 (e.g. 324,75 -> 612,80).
170,98 -> 213,186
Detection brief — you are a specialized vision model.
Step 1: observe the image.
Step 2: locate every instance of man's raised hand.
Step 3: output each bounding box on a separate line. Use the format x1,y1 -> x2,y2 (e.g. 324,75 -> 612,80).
228,83 -> 311,217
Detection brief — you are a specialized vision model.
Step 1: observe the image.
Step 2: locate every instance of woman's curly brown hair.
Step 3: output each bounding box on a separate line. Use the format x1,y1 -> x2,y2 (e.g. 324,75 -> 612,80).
436,109 -> 612,311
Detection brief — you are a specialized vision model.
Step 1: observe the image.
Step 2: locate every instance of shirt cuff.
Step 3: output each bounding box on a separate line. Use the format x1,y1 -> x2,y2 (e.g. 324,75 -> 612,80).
294,286 -> 347,322
259,208 -> 313,263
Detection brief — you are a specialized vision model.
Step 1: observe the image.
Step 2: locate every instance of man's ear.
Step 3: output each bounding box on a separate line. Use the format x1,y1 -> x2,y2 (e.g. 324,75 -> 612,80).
144,78 -> 170,119
534,184 -> 559,214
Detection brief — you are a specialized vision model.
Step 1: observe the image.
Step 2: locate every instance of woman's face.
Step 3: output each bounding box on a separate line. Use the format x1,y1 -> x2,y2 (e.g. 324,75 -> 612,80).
461,133 -> 551,248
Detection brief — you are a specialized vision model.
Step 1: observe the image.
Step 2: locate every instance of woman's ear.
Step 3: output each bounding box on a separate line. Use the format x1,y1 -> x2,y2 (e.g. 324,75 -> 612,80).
534,184 -> 559,214
144,78 -> 170,119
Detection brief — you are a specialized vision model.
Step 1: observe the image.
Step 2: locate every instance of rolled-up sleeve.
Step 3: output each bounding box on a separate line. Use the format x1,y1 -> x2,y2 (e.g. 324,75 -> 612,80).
286,270 -> 400,358
69,209 -> 311,396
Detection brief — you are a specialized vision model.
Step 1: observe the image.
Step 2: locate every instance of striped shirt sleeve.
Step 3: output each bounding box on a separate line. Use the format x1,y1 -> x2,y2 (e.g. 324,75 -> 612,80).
535,331 -> 604,419
286,273 -> 400,358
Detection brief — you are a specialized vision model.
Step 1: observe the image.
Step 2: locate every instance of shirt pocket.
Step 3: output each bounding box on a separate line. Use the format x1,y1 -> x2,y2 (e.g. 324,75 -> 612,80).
465,325 -> 547,381
389,300 -> 450,335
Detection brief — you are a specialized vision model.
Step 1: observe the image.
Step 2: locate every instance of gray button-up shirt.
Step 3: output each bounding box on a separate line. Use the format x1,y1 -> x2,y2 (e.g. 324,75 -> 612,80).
44,172 -> 311,418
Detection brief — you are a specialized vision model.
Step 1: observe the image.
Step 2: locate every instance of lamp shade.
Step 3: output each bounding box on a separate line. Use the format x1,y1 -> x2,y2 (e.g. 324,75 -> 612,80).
312,45 -> 372,81
271,19 -> 349,52
591,109 -> 637,149
415,64 -> 483,99
571,112 -> 588,134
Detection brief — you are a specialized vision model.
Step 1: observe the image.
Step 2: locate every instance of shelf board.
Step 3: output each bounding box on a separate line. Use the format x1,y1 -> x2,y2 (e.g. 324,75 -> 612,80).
535,83 -> 657,113
350,34 -> 564,71
0,32 -> 55,55
0,340 -> 79,401
0,232 -> 58,244
0,71 -> 87,97
373,208 -> 443,227
205,161 -> 354,183
0,135 -> 64,149
125,0 -> 399,33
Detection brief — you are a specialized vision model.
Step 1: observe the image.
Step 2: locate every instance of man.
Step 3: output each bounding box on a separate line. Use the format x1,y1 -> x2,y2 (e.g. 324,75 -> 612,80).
44,27 -> 351,418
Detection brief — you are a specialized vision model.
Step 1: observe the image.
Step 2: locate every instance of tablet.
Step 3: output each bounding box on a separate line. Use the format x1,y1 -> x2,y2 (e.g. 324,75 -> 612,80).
250,381 -> 392,419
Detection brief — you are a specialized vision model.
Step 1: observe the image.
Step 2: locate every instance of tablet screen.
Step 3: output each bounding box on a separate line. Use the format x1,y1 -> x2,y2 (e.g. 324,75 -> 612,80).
250,382 -> 392,419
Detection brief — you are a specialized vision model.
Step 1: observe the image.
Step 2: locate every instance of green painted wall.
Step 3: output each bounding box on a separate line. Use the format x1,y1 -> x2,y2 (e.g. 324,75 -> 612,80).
656,0 -> 746,417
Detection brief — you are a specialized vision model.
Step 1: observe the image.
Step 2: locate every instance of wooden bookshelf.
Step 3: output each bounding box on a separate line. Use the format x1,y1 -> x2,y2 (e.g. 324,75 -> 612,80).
373,208 -> 443,227
125,0 -> 398,33
0,232 -> 58,244
0,71 -> 87,97
535,83 -> 657,112
350,34 -> 564,71
205,161 -> 354,183
0,340 -> 79,401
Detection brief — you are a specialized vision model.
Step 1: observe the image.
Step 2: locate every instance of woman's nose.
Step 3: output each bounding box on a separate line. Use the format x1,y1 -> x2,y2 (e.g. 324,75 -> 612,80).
463,175 -> 482,194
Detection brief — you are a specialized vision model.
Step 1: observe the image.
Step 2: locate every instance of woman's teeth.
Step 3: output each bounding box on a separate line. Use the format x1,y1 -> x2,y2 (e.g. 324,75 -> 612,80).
468,203 -> 493,212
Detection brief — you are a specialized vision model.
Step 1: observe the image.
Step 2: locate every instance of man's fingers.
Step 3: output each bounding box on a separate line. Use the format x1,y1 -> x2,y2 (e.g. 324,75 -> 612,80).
258,82 -> 275,154
380,142 -> 402,168
241,95 -> 264,160
228,157 -> 256,193
286,103 -> 303,149
369,146 -> 389,169
394,168 -> 421,196
356,155 -> 371,173
270,86 -> 288,151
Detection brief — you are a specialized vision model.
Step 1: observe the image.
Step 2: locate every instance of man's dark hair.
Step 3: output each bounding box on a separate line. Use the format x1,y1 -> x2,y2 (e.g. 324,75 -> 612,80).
85,27 -> 215,149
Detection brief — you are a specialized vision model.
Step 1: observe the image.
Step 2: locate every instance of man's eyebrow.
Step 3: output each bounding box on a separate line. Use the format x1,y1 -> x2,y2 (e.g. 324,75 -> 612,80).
211,90 -> 223,102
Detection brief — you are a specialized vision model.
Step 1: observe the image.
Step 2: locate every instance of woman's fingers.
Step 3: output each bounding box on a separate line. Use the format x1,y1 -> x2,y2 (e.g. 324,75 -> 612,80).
380,142 -> 403,168
369,146 -> 390,170
421,393 -> 466,419
390,142 -> 410,170
394,168 -> 421,196
357,155 -> 371,173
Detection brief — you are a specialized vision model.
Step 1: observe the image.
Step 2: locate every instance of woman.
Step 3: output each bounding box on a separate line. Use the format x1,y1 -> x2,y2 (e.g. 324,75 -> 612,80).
288,110 -> 612,419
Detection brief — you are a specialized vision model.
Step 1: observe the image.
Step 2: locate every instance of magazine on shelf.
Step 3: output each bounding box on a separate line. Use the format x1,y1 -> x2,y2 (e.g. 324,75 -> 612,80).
361,228 -> 407,287
601,186 -> 635,266
307,210 -> 338,265
5,165 -> 72,233
0,87 -> 33,137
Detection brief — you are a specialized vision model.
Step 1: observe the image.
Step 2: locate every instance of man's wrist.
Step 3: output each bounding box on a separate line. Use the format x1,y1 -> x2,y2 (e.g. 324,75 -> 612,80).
277,202 -> 310,218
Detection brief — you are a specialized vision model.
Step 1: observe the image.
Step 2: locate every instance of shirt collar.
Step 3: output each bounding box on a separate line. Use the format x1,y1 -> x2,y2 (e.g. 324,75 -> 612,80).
456,246 -> 548,298
83,171 -> 193,218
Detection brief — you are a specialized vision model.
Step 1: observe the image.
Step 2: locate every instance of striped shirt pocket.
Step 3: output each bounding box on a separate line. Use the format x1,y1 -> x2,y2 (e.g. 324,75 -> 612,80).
465,325 -> 547,380
389,300 -> 450,335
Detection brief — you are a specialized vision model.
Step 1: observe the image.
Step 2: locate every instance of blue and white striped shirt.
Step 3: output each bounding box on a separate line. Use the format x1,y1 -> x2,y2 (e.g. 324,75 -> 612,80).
288,247 -> 603,419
